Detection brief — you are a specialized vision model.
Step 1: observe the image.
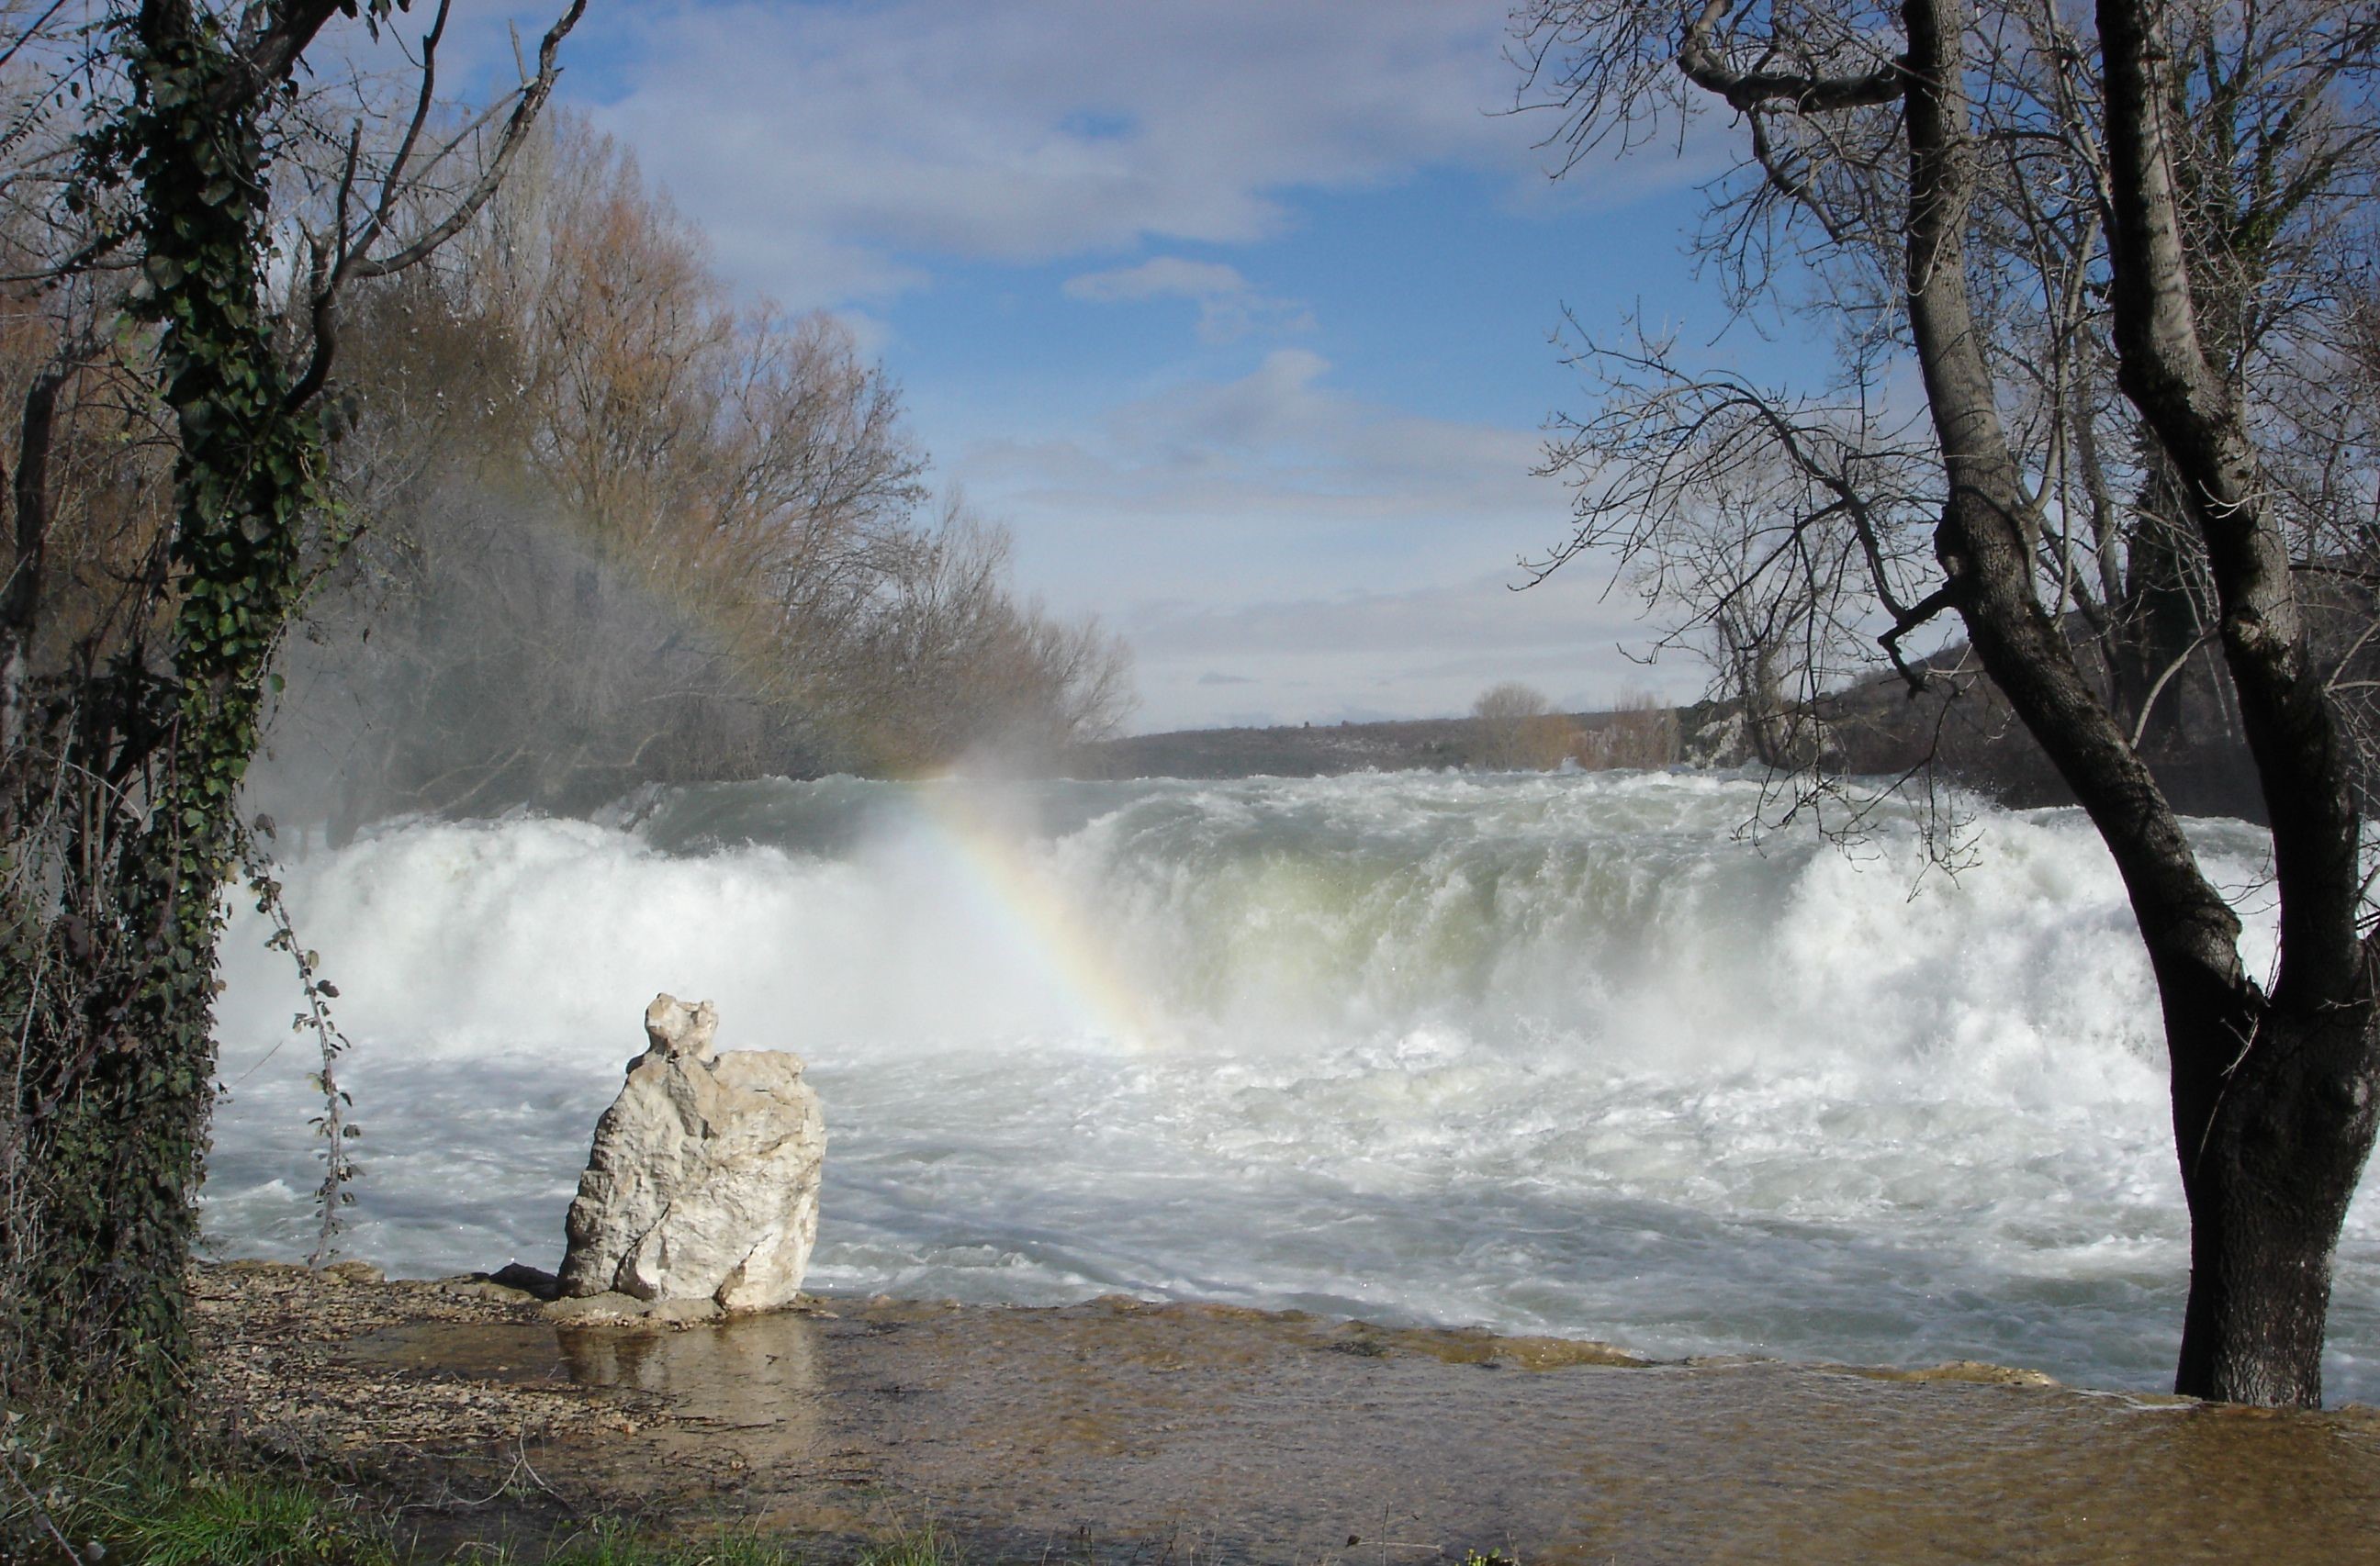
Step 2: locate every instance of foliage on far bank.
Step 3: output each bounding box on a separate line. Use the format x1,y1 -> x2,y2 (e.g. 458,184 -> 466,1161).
264,119 -> 1131,833
1068,689 -> 1683,780
1468,682 -> 1678,773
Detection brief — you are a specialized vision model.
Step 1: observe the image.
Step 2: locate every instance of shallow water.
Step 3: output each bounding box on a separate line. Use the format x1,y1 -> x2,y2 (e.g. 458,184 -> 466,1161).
353,1298 -> 2380,1563
208,770 -> 2380,1399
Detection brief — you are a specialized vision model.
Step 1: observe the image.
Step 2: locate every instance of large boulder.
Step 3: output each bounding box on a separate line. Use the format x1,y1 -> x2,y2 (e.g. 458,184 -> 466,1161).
557,994 -> 825,1312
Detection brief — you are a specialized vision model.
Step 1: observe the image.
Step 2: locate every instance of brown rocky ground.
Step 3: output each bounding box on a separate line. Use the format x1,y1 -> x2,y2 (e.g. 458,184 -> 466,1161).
189,1259 -> 702,1552
194,1260 -> 630,1454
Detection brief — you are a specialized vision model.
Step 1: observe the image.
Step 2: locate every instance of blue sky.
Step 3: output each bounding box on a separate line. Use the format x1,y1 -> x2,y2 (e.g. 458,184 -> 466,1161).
410,1 -> 1810,731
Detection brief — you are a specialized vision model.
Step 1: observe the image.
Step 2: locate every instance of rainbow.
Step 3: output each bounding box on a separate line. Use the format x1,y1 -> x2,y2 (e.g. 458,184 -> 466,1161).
893,777 -> 1161,1051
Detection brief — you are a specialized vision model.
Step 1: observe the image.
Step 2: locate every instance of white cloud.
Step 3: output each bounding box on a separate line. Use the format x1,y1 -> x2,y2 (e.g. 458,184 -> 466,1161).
1124,571 -> 1698,731
1063,258 -> 1252,305
347,0 -> 1732,313
1063,256 -> 1313,342
961,349 -> 1550,554
822,307 -> 894,358
561,0 -> 1545,308
938,350 -> 1697,729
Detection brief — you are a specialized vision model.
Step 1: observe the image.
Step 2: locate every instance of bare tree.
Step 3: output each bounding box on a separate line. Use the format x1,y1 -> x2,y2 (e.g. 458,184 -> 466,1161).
834,498 -> 1135,772
1517,0 -> 2380,1404
1471,680 -> 1579,769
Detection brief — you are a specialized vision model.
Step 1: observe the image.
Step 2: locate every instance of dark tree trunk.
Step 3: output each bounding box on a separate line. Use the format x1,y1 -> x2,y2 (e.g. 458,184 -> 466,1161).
1890,0 -> 2380,1404
4,0 -> 578,1453
2166,997 -> 2380,1403
0,367 -> 62,765
10,0 -> 345,1442
2094,0 -> 2380,1402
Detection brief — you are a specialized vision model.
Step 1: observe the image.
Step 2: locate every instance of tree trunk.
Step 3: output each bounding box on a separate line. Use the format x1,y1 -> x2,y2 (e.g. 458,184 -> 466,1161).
2093,0 -> 2380,1403
1890,0 -> 2379,1404
2169,999 -> 2380,1403
1553,0 -> 2379,1407
0,367 -> 62,766
12,0 -> 317,1443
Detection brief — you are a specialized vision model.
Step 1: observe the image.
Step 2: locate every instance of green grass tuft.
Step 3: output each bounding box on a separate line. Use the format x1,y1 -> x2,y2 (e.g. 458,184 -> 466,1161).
538,1516 -> 813,1566
853,1523 -> 956,1566
105,1471 -> 389,1565
5,1421 -> 967,1566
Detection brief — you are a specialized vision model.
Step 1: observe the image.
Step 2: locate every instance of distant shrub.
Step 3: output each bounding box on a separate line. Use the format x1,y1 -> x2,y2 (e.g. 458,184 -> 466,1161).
1573,692 -> 1679,770
1471,683 -> 1581,771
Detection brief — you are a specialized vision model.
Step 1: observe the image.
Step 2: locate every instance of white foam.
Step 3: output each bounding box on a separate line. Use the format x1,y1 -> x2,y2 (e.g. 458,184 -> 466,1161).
208,771 -> 2376,1397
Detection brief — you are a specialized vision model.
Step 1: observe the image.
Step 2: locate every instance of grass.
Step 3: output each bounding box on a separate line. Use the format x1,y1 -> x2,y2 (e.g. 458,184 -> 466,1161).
850,1525 -> 954,1566
2,1454 -> 964,1566
9,1460 -> 1519,1565
1,1440 -> 399,1566
100,1472 -> 391,1565
519,1518 -> 815,1566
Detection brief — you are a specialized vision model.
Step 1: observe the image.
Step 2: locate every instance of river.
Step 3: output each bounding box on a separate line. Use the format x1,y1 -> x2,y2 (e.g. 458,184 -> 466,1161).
205,768 -> 2380,1401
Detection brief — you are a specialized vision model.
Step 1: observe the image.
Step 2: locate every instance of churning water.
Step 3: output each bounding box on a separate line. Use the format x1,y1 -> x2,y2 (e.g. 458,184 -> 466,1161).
205,769 -> 2380,1400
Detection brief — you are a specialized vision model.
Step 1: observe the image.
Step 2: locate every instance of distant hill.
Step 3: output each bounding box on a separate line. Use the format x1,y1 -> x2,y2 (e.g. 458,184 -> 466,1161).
1061,707 -> 1685,781
1061,654 -> 2271,825
1064,716 -> 1488,779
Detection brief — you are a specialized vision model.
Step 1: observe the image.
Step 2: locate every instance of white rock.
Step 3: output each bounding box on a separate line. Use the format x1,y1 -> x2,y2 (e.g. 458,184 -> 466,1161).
557,994 -> 825,1311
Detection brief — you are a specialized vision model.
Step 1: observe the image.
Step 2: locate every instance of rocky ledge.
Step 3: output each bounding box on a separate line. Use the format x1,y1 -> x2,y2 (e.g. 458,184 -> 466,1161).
189,1260 -> 2380,1565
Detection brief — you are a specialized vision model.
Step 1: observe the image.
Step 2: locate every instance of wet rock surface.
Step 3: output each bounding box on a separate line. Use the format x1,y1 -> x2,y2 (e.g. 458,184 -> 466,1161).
194,1261 -> 2380,1562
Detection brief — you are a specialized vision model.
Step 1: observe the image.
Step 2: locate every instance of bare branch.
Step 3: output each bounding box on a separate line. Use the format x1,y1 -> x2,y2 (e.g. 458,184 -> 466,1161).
1678,0 -> 1906,111
346,0 -> 587,284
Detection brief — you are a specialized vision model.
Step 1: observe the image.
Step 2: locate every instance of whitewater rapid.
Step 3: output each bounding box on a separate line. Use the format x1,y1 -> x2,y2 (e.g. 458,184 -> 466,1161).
205,769 -> 2379,1399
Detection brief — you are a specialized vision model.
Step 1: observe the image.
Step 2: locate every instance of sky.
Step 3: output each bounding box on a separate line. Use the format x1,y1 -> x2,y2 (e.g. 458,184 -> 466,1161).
387,0 -> 1813,733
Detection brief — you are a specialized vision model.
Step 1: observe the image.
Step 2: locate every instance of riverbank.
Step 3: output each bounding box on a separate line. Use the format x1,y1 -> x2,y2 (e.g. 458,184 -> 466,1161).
1059,666 -> 2266,822
184,1261 -> 2380,1564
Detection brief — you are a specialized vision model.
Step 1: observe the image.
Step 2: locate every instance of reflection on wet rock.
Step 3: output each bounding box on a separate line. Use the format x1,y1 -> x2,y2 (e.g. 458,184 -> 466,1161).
558,1314 -> 824,1419
492,1296 -> 2380,1564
